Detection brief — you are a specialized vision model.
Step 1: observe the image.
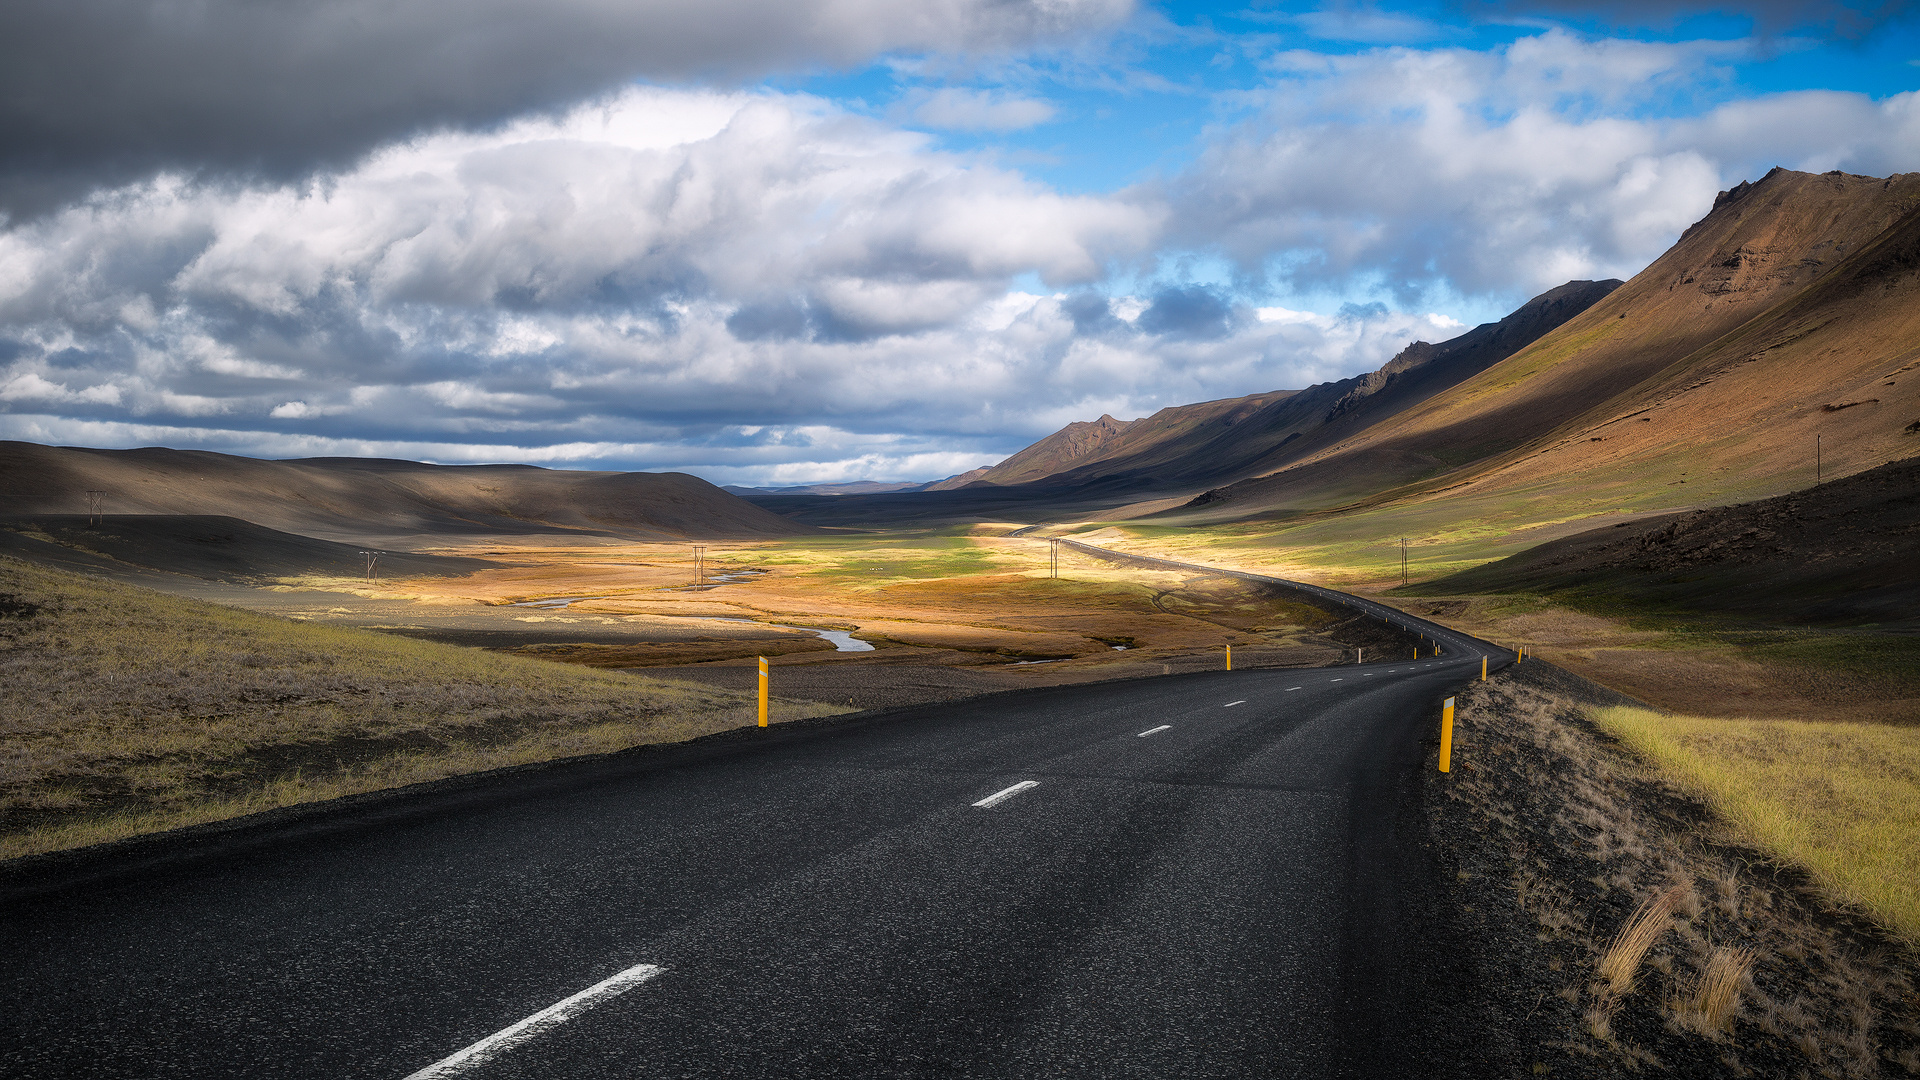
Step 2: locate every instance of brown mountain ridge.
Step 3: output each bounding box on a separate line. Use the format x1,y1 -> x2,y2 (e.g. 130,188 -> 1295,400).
0,443 -> 814,546
741,277 -> 1621,526
1155,167 -> 1920,527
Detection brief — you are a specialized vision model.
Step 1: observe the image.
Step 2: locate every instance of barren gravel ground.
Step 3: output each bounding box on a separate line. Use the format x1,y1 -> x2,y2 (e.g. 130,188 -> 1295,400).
1431,662 -> 1920,1078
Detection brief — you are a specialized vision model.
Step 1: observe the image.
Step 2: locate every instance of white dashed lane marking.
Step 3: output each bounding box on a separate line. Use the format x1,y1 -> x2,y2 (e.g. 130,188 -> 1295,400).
1137,725 -> 1171,738
973,781 -> 1041,809
1224,700 -> 1246,707
402,963 -> 665,1080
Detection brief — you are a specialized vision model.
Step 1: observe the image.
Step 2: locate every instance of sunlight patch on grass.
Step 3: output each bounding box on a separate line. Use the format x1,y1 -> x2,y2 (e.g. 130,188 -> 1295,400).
1591,706 -> 1920,944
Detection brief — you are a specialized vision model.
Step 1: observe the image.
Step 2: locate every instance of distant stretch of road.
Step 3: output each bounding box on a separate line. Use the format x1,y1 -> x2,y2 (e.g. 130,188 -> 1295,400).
1,549 -> 1509,1079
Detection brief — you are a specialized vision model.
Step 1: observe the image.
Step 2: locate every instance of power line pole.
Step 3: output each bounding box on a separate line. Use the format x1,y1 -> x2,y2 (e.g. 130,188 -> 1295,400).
358,550 -> 383,581
1049,538 -> 1059,579
1816,434 -> 1822,485
1399,537 -> 1409,586
692,544 -> 707,588
85,490 -> 106,527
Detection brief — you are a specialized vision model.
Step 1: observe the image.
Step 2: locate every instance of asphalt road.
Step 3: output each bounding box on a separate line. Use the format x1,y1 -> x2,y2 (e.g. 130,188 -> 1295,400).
1,567 -> 1507,1079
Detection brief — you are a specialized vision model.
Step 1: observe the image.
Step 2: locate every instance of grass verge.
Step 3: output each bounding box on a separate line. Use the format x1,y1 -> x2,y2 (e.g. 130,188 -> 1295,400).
0,556 -> 844,861
1592,705 -> 1920,945
1432,664 -> 1920,1076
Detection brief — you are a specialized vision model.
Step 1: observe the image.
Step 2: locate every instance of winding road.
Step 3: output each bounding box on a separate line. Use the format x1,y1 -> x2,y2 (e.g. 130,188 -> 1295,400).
1,551 -> 1509,1079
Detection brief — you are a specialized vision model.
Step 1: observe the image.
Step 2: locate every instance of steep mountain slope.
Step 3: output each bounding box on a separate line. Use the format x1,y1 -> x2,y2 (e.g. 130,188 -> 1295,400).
1161,168 -> 1920,528
739,278 -> 1618,527
974,279 -> 1620,496
0,444 -> 814,543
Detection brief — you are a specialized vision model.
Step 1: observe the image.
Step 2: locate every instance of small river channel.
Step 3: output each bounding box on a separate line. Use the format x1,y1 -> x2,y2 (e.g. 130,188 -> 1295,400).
506,597 -> 874,652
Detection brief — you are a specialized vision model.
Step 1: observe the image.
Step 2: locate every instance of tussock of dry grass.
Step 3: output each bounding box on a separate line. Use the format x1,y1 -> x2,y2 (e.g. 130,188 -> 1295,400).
1591,705 -> 1920,944
1446,675 -> 1920,1075
0,556 -> 842,860
1674,945 -> 1756,1038
1597,883 -> 1684,997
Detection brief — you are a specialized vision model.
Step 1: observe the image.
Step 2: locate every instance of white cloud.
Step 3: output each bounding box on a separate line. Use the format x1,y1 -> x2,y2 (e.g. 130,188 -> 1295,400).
1163,30 -> 1920,306
907,87 -> 1059,130
1289,9 -> 1453,44
0,0 -> 1137,219
6,32 -> 1920,484
1,372 -> 122,405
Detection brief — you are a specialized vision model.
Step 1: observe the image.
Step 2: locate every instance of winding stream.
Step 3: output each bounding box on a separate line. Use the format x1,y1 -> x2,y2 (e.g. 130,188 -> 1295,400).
705,616 -> 874,652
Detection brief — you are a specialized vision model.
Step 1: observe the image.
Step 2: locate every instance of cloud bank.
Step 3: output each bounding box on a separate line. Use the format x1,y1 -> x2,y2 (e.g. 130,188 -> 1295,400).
1158,30 -> 1920,305
3,24 -> 1919,483
0,0 -> 1133,219
0,87 -> 1462,481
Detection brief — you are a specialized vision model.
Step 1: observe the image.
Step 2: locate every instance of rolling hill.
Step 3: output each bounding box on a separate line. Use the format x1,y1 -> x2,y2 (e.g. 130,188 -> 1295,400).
0,515 -> 503,583
0,443 -> 815,546
1408,455 -> 1920,628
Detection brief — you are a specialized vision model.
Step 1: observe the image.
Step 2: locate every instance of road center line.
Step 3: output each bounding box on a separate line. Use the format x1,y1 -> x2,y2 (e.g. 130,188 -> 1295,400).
1286,686 -> 1301,691
973,780 -> 1040,808
1224,700 -> 1246,707
402,962 -> 665,1080
1137,725 -> 1172,737
1330,678 -> 1343,682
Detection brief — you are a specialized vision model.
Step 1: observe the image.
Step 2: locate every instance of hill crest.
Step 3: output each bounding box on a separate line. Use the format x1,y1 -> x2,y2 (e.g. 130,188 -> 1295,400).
0,443 -> 814,544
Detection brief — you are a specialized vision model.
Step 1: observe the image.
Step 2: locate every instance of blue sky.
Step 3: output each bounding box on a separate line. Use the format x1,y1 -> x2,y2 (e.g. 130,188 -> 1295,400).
0,0 -> 1916,484
794,2 -> 1920,194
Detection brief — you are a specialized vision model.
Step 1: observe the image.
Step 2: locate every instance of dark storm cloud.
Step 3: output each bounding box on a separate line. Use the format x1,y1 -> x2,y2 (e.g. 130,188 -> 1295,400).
0,0 -> 1130,219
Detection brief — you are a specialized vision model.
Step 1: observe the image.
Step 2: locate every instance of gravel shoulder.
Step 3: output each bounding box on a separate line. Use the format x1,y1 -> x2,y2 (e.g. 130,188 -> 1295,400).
1430,661 -> 1920,1078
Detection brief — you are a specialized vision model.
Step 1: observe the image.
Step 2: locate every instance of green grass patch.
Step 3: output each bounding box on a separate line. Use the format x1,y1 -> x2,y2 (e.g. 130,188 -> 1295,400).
750,529 -> 1029,588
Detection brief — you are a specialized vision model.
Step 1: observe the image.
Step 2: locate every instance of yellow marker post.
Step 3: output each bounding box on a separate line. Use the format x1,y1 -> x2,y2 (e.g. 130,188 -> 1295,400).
1438,696 -> 1455,772
1480,655 -> 1487,681
1226,645 -> 1232,671
757,656 -> 769,727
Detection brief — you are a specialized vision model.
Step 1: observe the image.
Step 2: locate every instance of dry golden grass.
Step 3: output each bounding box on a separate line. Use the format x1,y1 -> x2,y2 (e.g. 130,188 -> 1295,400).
356,533 -> 1346,671
1447,675 -> 1920,1073
1674,945 -> 1756,1038
0,556 -> 842,860
1591,705 -> 1920,944
1367,592 -> 1920,726
1597,883 -> 1685,997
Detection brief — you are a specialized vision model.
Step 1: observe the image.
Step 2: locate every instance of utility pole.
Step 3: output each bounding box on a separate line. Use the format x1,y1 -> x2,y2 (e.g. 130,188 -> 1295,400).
1816,434 -> 1822,485
85,490 -> 106,527
692,544 -> 707,588
358,550 -> 383,581
1399,537 -> 1409,586
1049,538 -> 1059,579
